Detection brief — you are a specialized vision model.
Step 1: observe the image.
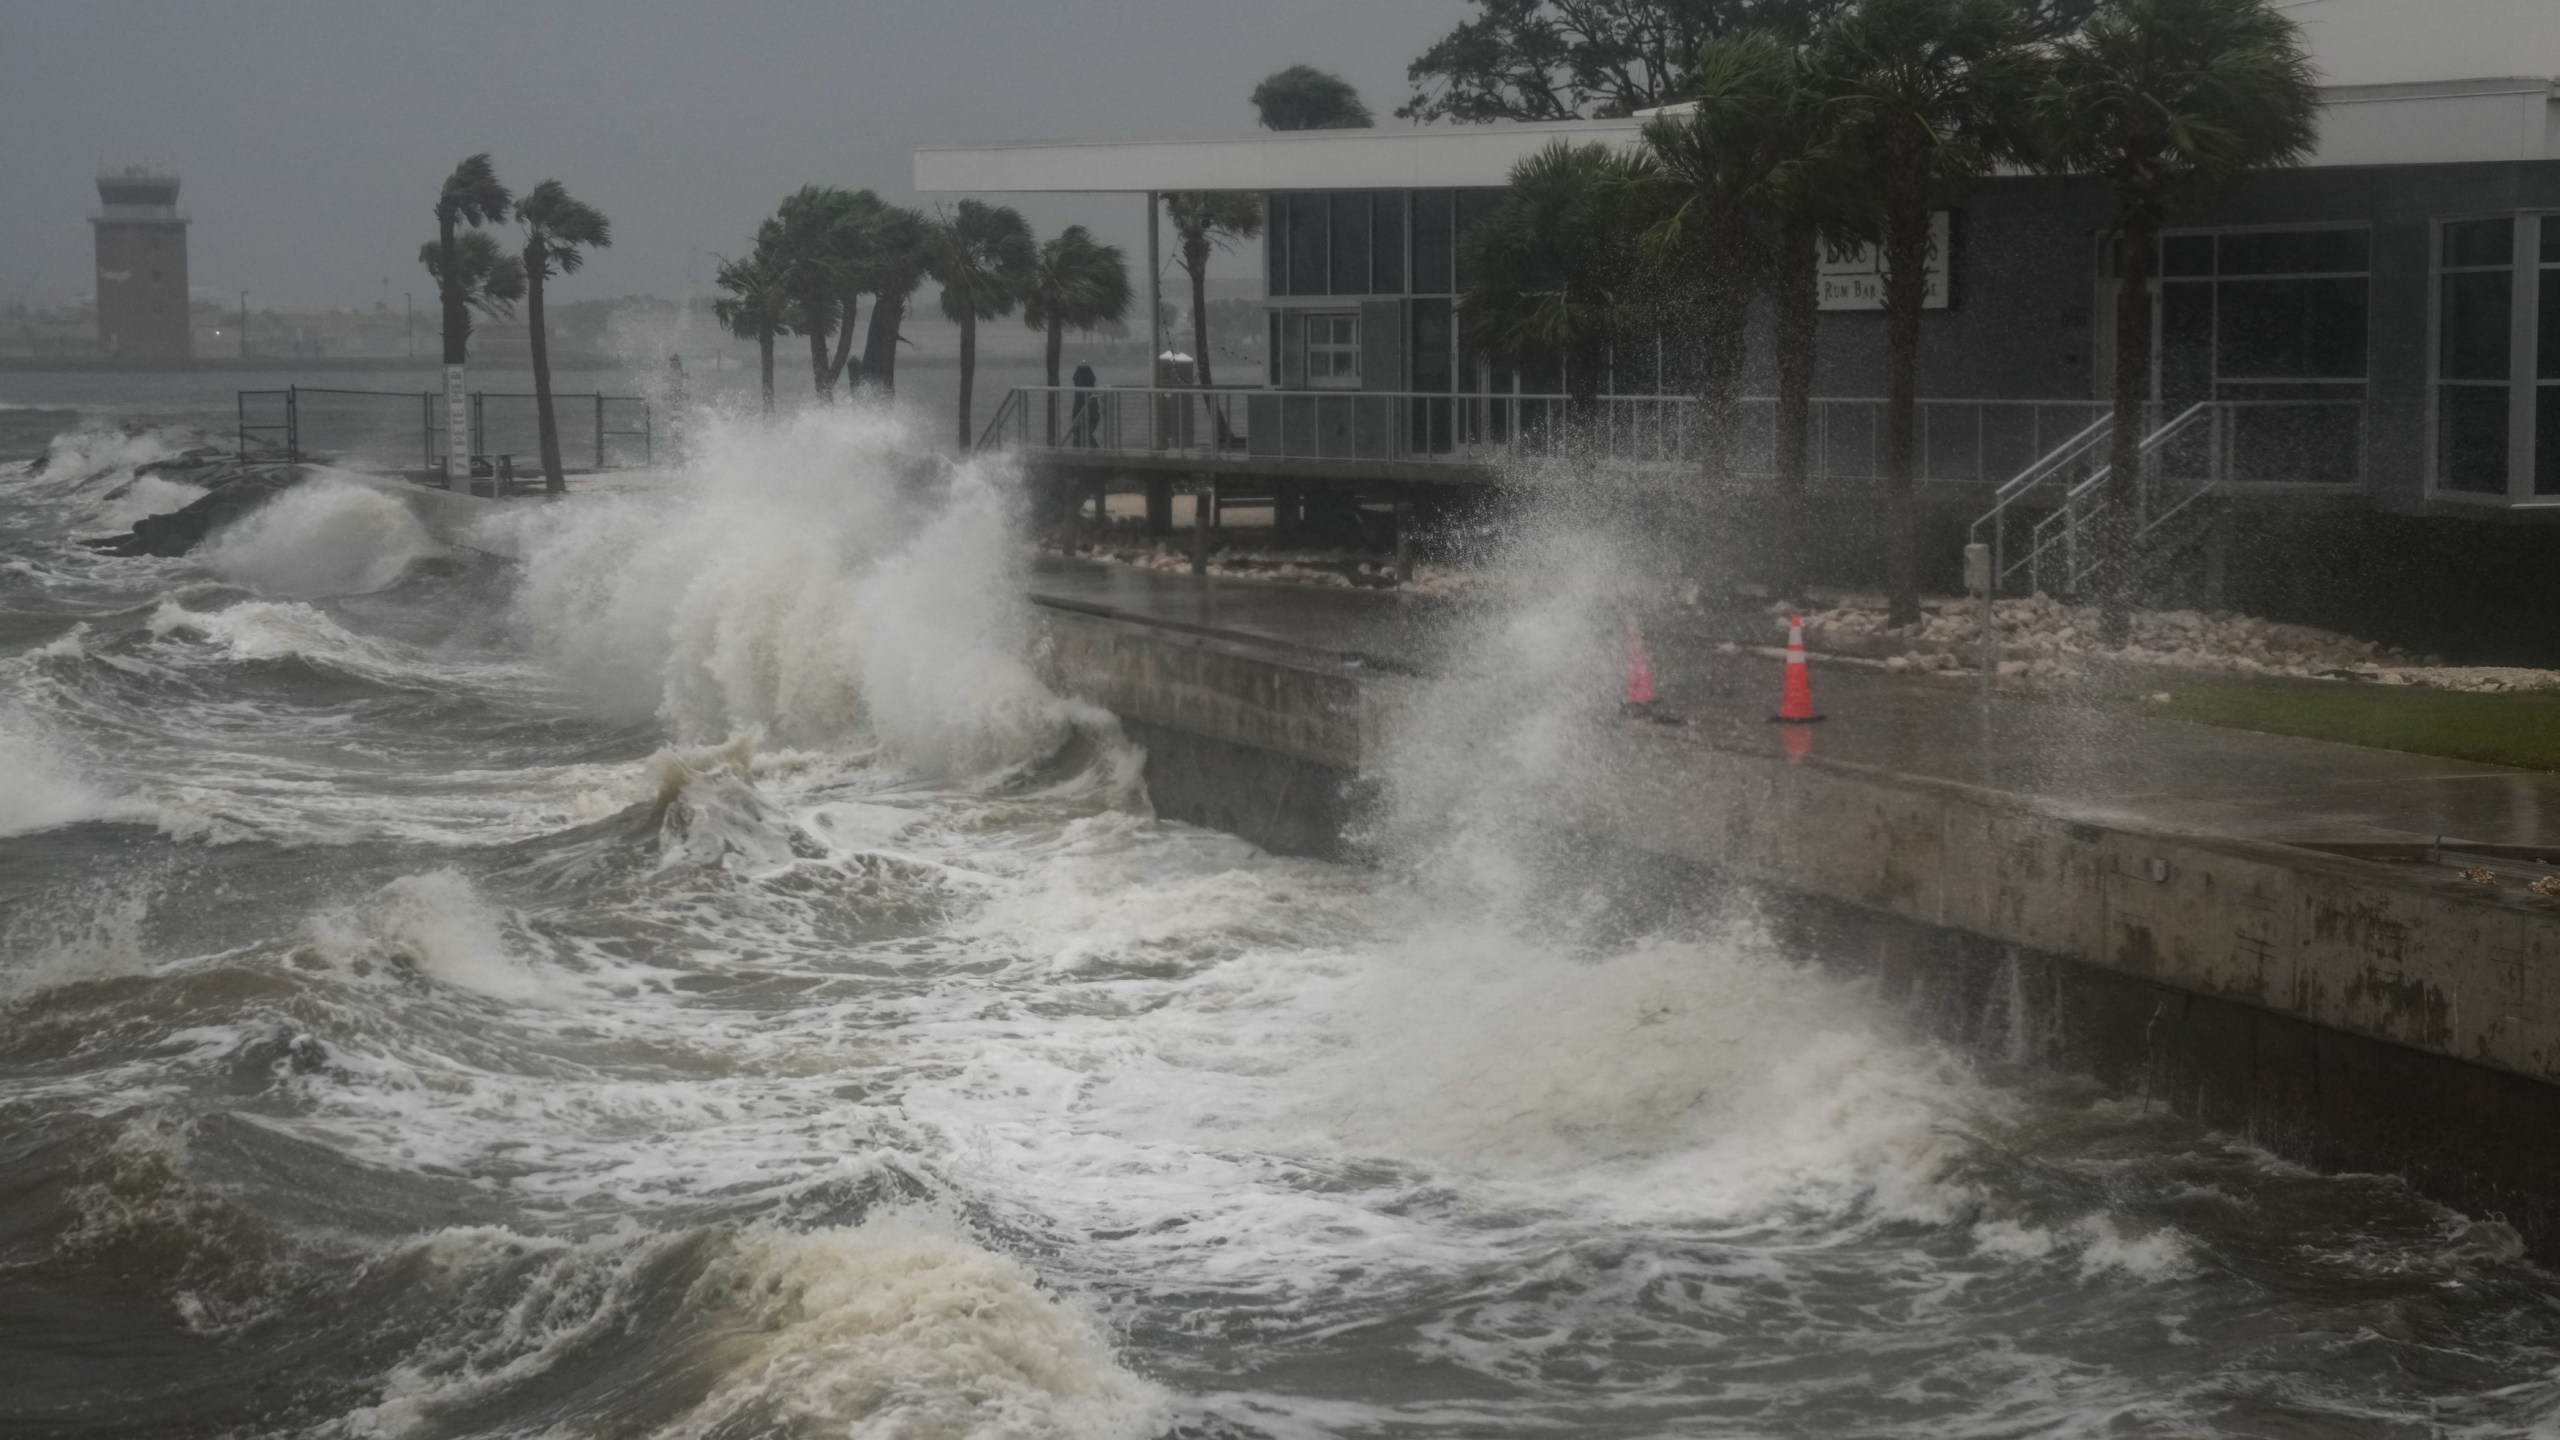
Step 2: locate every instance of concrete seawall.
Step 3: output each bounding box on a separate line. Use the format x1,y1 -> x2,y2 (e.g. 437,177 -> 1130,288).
1030,596 -> 2560,1247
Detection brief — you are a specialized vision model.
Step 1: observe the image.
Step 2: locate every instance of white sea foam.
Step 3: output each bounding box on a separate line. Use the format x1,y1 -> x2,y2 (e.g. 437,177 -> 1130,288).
148,596 -> 394,670
303,871 -> 550,1003
198,475 -> 438,598
0,706 -> 123,837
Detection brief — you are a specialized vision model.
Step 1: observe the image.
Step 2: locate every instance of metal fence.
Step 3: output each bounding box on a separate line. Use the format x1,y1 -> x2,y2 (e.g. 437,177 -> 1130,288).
236,385 -> 651,472
983,385 -> 2123,488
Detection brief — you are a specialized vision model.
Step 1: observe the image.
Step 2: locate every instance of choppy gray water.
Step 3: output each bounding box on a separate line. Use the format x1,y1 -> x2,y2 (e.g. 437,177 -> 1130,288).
6,402 -> 2560,1439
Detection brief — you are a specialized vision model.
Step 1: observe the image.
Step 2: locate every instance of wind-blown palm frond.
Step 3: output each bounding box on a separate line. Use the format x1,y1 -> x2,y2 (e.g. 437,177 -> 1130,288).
518,179 -> 612,280
418,230 -> 525,320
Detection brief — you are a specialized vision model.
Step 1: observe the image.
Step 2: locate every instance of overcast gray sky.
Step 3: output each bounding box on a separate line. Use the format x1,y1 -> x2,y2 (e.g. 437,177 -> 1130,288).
2,0 -> 1474,312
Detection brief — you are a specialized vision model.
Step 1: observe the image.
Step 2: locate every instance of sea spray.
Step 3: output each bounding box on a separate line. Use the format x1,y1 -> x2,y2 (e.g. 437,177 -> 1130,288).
508,406 -> 1124,783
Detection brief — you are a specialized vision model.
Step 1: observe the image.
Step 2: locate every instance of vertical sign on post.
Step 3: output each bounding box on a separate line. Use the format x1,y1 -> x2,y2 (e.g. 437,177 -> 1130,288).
444,364 -> 469,489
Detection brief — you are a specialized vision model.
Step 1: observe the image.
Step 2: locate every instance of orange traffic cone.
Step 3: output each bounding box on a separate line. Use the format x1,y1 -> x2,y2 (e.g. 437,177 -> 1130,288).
1772,613 -> 1823,724
1622,616 -> 1657,711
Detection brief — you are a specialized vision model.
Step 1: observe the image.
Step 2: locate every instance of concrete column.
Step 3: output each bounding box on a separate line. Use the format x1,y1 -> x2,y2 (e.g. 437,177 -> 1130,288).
1145,475 -> 1173,536
1146,192 -> 1162,377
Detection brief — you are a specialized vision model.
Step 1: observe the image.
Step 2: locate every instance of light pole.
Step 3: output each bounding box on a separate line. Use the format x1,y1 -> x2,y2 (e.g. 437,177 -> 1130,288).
404,292 -> 413,358
238,290 -> 249,360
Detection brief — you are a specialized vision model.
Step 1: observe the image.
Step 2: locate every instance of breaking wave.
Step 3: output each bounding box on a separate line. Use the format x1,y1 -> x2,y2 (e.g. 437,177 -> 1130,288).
198,474 -> 440,598
509,407 -> 1125,784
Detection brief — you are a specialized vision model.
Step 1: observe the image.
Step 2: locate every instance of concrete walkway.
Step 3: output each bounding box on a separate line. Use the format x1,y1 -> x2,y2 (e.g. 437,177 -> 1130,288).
1025,557 -> 2560,852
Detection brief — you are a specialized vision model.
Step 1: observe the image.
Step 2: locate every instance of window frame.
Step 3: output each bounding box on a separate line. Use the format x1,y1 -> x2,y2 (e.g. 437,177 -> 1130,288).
1303,311 -> 1362,389
2427,212 -> 2552,506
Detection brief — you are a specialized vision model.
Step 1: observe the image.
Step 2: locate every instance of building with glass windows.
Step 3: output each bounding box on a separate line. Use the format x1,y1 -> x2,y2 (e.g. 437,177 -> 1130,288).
919,0 -> 2560,644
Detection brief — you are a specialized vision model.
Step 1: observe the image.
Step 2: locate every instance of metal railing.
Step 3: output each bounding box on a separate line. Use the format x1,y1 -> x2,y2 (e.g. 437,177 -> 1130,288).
1972,398 -> 2366,596
980,384 -> 2112,488
234,385 -> 652,475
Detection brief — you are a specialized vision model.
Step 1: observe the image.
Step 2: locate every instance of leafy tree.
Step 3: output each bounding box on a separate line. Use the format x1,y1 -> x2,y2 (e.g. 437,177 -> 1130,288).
713,223 -> 794,414
1401,0 -> 1846,121
1252,65 -> 1375,129
2041,0 -> 2317,634
1023,225 -> 1132,442
1459,140 -> 1655,416
1401,0 -> 2090,120
925,200 -> 1037,451
430,154 -> 511,368
1163,193 -> 1263,392
515,180 -> 611,494
1811,0 -> 2044,625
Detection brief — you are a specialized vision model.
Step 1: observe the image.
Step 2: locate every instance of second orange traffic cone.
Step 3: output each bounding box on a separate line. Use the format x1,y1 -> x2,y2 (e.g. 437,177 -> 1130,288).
1622,616 -> 1657,709
1772,613 -> 1823,724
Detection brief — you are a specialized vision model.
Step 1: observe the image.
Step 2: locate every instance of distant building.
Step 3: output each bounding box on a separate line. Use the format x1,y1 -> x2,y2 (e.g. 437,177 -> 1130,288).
92,167 -> 190,360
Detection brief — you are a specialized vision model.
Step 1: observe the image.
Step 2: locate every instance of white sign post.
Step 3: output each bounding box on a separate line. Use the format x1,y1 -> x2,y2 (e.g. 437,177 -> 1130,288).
1818,212 -> 1954,312
445,363 -> 469,489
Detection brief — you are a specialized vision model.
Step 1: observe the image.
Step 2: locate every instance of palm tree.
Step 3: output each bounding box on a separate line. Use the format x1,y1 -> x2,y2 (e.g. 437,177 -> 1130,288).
430,154 -> 510,485
1812,0 -> 2045,625
516,181 -> 611,494
925,199 -> 1036,451
1460,141 -> 1653,418
1252,65 -> 1375,129
772,185 -> 865,402
1163,193 -> 1263,392
1640,31 -> 1804,478
713,223 -> 793,414
417,229 -> 524,480
857,205 -> 930,397
1024,226 -> 1132,443
2041,0 -> 2318,634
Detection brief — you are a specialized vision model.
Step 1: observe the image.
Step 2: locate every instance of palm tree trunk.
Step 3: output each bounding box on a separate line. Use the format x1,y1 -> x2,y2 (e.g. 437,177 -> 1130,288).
527,262 -> 565,494
2100,214 -> 2157,641
826,304 -> 862,396
1185,247 -> 1232,448
1880,173 -> 1931,629
957,313 -> 977,452
808,327 -> 833,402
758,332 -> 775,414
1696,262 -> 1751,481
1773,216 -> 1822,593
862,293 -> 906,396
1045,315 -> 1064,446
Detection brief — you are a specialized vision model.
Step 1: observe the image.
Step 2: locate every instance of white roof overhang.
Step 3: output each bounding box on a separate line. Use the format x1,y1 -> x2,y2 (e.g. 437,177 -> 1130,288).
916,80 -> 2557,197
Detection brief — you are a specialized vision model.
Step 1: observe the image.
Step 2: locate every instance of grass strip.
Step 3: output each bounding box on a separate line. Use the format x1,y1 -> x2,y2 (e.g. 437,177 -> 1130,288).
2153,680 -> 2560,771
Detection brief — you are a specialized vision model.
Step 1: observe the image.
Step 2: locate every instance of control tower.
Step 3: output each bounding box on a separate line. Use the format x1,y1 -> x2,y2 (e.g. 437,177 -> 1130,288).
91,167 -> 191,360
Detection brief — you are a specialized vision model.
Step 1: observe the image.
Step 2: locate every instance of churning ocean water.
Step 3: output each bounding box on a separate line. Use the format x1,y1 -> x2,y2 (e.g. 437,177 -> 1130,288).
6,402 -> 2560,1439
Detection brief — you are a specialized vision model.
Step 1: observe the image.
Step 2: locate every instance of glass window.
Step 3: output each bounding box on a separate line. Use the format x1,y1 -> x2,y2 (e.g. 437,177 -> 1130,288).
1287,193 -> 1328,301
2220,229 -> 2369,276
1371,191 -> 1405,295
2539,388 -> 2560,495
2441,386 -> 2511,493
1412,190 -> 1453,295
1410,298 -> 1452,391
1329,192 -> 1371,296
1454,189 -> 1503,295
1265,195 -> 1289,295
2440,270 -> 2513,381
1306,313 -> 1360,386
2445,218 -> 2516,270
2218,276 -> 2368,379
2161,234 -> 2215,277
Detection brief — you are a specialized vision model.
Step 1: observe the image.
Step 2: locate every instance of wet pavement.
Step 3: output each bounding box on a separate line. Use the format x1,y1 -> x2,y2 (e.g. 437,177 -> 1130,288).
1025,557 -> 2560,851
